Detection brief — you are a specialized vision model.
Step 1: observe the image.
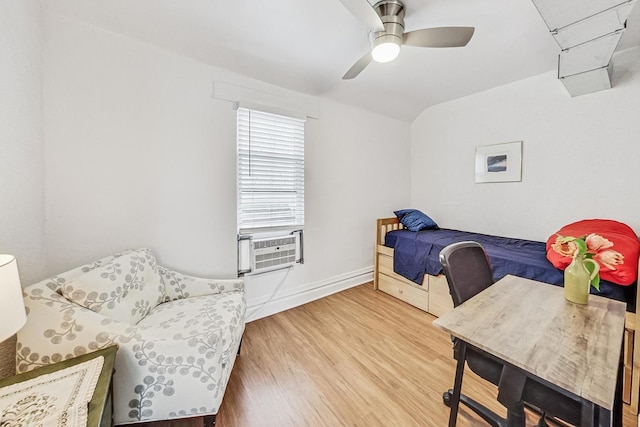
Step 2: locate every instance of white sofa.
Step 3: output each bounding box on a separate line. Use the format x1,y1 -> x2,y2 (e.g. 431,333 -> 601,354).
17,248 -> 245,425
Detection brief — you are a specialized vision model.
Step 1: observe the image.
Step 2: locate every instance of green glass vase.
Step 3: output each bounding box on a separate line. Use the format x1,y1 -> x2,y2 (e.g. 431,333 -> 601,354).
564,255 -> 599,304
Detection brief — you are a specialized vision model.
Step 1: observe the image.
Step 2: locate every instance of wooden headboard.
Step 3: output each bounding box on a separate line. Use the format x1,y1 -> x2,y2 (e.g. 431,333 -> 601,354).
376,217 -> 403,247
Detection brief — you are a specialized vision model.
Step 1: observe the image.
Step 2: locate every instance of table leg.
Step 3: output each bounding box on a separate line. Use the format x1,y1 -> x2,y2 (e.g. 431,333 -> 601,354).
582,400 -> 595,427
448,341 -> 467,427
597,407 -> 613,427
598,335 -> 625,427
497,365 -> 526,427
608,343 -> 624,427
595,352 -> 624,427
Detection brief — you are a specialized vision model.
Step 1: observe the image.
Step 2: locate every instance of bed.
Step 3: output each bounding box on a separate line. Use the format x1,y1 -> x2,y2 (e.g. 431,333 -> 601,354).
388,227 -> 628,301
373,217 -> 640,411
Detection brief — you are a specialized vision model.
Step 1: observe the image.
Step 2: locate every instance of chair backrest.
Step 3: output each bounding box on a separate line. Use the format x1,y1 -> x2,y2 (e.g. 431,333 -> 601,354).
439,241 -> 494,307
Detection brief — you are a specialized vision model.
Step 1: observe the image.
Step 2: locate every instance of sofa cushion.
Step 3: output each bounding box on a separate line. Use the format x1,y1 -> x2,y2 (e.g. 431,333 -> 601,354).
138,291 -> 245,366
61,248 -> 165,324
30,249 -> 135,294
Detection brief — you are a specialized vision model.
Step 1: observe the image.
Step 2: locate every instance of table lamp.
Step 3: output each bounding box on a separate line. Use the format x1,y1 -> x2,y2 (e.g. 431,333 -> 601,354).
0,254 -> 27,379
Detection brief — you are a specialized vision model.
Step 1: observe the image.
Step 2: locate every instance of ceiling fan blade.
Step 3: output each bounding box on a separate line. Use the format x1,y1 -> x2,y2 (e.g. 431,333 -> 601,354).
342,52 -> 373,80
338,0 -> 385,32
403,27 -> 475,48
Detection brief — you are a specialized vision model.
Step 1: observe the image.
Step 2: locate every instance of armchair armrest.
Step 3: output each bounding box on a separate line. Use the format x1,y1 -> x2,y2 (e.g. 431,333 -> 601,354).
158,266 -> 244,301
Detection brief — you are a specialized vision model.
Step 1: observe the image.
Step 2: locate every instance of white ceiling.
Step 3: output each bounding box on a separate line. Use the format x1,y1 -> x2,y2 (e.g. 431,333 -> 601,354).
44,0 -> 640,121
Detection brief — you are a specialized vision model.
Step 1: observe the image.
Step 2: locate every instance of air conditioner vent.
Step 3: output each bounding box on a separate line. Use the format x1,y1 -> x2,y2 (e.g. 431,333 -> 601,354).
238,232 -> 302,275
254,236 -> 297,272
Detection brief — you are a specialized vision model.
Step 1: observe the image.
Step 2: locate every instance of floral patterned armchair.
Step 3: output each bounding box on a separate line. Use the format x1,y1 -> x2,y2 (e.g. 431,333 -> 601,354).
16,248 -> 246,425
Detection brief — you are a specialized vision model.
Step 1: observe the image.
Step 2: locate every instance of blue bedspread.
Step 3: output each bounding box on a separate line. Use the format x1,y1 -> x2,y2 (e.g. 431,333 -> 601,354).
387,228 -> 626,301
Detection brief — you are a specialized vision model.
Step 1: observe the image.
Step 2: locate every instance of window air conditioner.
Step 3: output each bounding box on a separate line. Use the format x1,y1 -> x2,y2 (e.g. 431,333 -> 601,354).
238,230 -> 303,275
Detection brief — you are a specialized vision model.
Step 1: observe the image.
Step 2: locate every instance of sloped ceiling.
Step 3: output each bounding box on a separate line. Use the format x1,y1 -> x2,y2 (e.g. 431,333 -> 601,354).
43,0 -> 640,121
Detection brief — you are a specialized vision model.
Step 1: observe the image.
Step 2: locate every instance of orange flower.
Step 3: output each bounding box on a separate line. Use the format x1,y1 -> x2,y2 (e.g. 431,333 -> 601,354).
585,233 -> 613,252
551,236 -> 578,257
594,250 -> 624,270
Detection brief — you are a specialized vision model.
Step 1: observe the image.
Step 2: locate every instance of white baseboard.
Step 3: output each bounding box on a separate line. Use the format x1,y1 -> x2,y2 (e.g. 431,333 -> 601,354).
245,267 -> 373,322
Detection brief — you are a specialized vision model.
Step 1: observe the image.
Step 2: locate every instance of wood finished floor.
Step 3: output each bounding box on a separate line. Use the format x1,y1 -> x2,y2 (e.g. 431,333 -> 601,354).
136,283 -> 637,427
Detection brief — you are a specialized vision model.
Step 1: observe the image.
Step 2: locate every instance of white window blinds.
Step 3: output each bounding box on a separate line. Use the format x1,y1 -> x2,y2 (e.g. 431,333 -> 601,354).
237,108 -> 305,233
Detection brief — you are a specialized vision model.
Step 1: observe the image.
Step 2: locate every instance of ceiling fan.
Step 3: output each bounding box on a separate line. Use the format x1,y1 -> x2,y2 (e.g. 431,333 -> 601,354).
339,0 -> 475,79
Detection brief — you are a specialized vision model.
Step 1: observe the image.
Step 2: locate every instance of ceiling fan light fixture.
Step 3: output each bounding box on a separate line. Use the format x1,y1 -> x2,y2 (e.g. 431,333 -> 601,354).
370,34 -> 401,63
340,0 -> 475,80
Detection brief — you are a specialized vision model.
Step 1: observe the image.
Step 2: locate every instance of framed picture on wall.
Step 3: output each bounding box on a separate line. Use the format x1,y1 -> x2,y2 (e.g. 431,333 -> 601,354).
475,141 -> 522,183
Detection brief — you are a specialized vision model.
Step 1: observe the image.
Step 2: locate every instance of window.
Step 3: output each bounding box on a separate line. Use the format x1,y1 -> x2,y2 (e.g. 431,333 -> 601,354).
237,108 -> 305,233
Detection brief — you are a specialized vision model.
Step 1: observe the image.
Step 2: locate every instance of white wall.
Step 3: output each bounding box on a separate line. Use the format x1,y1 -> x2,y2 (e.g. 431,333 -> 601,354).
0,0 -> 45,284
411,47 -> 640,241
43,14 -> 411,318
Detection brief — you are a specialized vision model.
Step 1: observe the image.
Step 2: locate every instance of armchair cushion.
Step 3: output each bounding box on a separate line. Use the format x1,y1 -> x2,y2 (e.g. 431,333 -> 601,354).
60,249 -> 165,324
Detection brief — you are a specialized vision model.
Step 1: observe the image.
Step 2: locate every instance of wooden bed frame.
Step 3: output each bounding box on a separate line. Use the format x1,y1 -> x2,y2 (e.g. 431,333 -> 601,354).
374,217 -> 640,413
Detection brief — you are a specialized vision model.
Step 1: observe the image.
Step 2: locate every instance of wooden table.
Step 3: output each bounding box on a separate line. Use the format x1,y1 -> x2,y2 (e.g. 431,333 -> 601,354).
433,275 -> 626,427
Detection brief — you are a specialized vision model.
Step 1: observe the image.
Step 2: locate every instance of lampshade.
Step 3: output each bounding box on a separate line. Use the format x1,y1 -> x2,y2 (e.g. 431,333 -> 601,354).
0,255 -> 27,342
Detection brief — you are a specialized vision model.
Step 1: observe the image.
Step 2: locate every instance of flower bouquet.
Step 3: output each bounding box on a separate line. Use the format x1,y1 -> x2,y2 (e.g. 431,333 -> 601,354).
551,233 -> 624,291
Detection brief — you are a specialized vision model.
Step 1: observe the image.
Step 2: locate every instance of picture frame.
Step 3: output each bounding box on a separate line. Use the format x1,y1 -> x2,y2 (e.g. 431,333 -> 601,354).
475,141 -> 522,183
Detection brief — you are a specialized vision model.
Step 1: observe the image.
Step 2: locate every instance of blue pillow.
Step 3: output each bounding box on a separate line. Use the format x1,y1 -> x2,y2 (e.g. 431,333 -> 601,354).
393,209 -> 438,232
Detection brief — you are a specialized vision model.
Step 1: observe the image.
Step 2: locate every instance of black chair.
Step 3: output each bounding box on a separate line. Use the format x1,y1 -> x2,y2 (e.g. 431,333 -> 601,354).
439,241 -> 598,427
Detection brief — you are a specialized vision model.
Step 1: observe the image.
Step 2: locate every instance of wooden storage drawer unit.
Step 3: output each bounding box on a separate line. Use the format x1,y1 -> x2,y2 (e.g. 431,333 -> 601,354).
378,250 -> 453,318
428,274 -> 454,318
377,253 -> 427,289
378,273 -> 429,312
